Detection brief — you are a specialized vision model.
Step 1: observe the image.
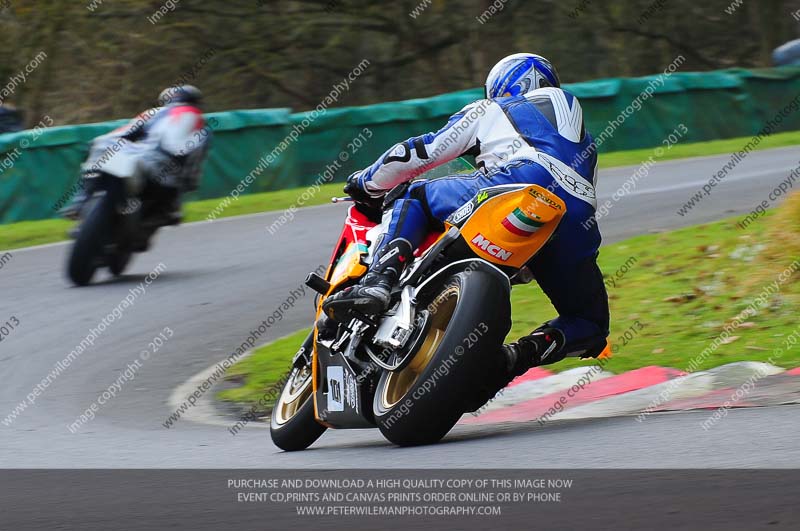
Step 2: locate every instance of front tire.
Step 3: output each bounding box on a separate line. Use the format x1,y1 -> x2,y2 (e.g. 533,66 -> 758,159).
67,194 -> 114,286
373,269 -> 511,446
270,334 -> 327,451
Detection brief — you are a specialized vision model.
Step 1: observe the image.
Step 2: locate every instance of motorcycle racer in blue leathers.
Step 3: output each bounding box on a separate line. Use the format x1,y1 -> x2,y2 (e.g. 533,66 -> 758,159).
323,53 -> 609,390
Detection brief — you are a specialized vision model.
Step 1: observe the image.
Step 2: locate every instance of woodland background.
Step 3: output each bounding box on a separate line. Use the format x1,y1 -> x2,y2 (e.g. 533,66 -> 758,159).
1,0 -> 798,126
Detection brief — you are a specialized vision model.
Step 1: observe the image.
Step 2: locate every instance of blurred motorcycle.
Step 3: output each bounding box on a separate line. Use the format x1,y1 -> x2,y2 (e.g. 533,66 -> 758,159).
61,139 -> 181,286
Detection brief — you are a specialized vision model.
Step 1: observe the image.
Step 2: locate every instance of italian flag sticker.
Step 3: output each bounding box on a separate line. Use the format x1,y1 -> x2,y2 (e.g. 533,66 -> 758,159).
501,207 -> 544,236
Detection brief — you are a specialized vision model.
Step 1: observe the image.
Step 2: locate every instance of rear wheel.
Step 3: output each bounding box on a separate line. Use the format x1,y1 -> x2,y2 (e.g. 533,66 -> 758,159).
373,269 -> 511,446
67,194 -> 114,286
270,334 -> 327,451
108,250 -> 132,276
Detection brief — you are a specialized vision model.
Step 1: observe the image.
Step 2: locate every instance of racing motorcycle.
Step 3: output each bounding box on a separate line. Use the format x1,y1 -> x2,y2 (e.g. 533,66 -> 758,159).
270,159 -> 569,450
62,140 -> 178,286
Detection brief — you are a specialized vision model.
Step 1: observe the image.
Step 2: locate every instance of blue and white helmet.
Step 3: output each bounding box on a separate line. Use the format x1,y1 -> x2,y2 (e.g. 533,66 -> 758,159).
485,53 -> 560,98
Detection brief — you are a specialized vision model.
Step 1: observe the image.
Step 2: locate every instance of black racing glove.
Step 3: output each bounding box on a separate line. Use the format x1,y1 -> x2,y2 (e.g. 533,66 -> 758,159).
344,172 -> 384,210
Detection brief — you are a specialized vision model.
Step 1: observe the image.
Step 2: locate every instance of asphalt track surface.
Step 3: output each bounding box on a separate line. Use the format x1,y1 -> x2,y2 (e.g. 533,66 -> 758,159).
1,146 -> 799,468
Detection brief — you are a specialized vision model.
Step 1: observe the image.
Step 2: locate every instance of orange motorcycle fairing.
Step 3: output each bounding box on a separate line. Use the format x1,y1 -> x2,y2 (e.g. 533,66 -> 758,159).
309,205 -> 449,423
458,184 -> 567,269
309,184 -> 566,424
311,205 -> 377,424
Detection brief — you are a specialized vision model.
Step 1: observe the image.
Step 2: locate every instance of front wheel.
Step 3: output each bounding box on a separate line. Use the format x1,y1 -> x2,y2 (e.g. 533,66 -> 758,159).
67,194 -> 114,286
270,334 -> 327,451
373,269 -> 511,446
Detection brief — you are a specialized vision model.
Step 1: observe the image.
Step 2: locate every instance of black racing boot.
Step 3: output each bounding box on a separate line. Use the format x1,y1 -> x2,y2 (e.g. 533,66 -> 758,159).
166,193 -> 183,225
472,325 -> 607,413
60,182 -> 92,221
322,238 -> 413,323
467,326 -> 565,413
315,314 -> 338,340
154,187 -> 183,226
503,325 -> 566,378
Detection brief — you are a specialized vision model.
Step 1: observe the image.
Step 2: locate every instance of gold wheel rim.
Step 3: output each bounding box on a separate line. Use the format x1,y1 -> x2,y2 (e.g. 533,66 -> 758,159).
274,366 -> 313,425
381,285 -> 459,409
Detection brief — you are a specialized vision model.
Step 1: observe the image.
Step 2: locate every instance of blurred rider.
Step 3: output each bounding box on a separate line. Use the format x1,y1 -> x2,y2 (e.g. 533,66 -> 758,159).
66,84 -> 209,224
323,53 -> 609,393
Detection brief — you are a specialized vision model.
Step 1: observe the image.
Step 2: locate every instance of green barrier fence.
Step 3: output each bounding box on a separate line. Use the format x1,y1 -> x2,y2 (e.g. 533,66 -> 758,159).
2,66 -> 799,224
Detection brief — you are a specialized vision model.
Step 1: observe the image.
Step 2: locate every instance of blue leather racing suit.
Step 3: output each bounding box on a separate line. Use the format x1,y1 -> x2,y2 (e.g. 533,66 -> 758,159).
352,87 -> 609,357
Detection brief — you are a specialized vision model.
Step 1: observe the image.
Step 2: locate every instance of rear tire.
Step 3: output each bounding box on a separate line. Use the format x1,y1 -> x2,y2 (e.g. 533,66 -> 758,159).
270,334 -> 327,451
373,269 -> 511,446
108,250 -> 132,276
67,195 -> 114,286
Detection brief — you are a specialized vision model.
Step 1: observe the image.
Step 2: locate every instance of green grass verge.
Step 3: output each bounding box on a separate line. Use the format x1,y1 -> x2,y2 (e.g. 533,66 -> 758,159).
0,182 -> 344,251
598,128 -> 800,168
217,329 -> 312,404
217,192 -> 800,412
3,129 -> 800,251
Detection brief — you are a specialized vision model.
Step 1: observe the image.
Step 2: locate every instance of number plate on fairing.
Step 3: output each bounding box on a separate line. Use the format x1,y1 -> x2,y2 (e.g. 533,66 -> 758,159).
315,340 -> 375,428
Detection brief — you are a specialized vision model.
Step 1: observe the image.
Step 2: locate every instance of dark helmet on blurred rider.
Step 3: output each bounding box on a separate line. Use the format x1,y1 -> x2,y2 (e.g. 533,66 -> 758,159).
158,84 -> 203,107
